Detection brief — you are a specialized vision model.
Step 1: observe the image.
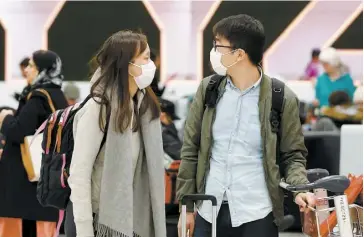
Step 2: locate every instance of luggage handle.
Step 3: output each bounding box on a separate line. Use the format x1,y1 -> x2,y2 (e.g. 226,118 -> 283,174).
181,194 -> 217,237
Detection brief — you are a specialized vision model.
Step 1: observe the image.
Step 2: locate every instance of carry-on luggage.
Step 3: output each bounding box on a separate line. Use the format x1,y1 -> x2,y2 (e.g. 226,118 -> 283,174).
181,194 -> 217,237
280,174 -> 363,237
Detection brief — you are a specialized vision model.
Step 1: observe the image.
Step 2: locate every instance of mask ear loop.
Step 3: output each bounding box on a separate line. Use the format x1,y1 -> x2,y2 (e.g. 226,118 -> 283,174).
128,62 -> 141,78
225,49 -> 242,68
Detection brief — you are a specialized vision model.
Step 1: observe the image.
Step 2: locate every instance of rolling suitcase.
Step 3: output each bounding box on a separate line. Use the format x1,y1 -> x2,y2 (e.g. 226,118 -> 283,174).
181,194 -> 217,237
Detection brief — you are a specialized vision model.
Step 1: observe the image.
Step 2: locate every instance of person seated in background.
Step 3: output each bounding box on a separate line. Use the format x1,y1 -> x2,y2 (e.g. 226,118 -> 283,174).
353,84 -> 363,109
312,90 -> 362,131
63,82 -> 80,105
314,47 -> 356,108
303,48 -> 321,80
160,98 -> 182,160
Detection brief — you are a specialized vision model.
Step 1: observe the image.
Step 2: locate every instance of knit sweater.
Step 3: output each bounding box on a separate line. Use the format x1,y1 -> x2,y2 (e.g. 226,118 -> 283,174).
69,98 -> 142,236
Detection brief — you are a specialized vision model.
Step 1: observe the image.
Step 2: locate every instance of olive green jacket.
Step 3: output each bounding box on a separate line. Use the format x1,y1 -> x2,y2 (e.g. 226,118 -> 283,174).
176,74 -> 309,226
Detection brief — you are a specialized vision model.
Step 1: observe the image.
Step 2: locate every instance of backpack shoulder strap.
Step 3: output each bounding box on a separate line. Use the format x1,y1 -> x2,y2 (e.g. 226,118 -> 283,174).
270,78 -> 285,171
27,89 -> 56,113
270,78 -> 285,133
97,106 -> 111,157
204,74 -> 225,109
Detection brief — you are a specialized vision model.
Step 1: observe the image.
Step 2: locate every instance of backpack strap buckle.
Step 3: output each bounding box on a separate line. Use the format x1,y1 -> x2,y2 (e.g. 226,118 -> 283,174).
270,110 -> 280,133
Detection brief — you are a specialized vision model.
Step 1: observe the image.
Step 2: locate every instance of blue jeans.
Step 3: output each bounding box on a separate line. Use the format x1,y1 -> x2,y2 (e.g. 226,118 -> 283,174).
194,204 -> 278,237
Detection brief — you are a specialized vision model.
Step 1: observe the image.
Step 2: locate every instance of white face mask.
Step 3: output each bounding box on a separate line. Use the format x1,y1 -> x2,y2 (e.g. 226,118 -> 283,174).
129,60 -> 156,90
210,48 -> 239,76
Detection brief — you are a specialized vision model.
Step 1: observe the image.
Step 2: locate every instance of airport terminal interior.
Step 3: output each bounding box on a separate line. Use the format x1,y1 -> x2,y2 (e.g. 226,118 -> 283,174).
0,1 -> 362,237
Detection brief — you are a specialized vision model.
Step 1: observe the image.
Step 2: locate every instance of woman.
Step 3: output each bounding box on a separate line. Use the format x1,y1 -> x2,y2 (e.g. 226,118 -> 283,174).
68,30 -> 166,237
0,50 -> 68,237
315,47 -> 356,108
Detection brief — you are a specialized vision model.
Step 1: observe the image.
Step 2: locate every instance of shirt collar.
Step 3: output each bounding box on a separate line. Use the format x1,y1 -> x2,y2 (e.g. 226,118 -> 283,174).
227,66 -> 263,91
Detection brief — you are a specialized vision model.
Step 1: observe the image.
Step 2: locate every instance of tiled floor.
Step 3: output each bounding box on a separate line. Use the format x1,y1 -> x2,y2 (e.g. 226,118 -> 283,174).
60,232 -> 305,237
280,232 -> 305,237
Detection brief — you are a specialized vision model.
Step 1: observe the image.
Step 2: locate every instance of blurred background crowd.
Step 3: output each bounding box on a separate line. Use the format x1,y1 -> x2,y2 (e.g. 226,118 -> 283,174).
0,1 -> 362,237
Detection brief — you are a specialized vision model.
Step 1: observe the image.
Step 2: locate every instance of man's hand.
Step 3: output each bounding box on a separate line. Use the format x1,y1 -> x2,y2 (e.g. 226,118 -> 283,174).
178,212 -> 195,237
0,149 -> 3,159
295,192 -> 316,213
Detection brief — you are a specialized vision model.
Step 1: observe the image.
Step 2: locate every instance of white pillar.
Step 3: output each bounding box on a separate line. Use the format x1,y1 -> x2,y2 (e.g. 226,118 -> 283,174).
149,0 -> 193,81
148,0 -> 218,81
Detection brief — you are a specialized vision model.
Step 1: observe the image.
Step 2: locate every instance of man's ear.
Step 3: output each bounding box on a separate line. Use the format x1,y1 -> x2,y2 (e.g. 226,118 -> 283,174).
237,49 -> 246,61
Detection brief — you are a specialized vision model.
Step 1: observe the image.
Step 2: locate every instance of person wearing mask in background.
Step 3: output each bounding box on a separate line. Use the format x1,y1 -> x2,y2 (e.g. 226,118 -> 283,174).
0,50 -> 68,237
303,48 -> 321,80
177,14 -> 314,237
14,57 -> 31,101
63,82 -> 81,105
314,47 -> 356,108
66,30 -> 166,237
312,90 -> 362,131
160,98 -> 182,160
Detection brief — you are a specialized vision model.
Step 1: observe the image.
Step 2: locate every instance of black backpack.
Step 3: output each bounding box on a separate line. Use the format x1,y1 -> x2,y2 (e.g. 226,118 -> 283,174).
204,74 -> 285,160
36,95 -> 109,210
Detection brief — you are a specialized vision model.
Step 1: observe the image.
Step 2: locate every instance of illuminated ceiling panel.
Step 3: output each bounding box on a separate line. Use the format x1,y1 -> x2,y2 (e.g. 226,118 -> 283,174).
332,12 -> 363,49
201,1 -> 309,78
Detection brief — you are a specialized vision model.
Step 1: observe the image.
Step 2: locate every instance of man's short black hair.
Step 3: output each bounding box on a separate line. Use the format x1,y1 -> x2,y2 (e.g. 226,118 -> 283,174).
213,14 -> 265,65
19,57 -> 30,68
329,90 -> 351,106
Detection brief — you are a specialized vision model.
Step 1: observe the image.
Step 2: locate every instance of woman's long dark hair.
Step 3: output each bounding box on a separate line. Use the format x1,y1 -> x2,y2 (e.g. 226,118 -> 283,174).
90,30 -> 160,133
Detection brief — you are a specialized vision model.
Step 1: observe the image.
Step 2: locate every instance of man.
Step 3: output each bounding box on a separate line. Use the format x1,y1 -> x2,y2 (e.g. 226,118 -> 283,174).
312,90 -> 362,131
63,82 -> 80,105
160,98 -> 182,160
19,57 -> 30,79
13,58 -> 31,101
176,14 -> 315,237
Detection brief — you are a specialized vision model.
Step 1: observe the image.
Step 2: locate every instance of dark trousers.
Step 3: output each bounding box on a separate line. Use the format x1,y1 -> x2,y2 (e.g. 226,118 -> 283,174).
64,201 -> 76,237
65,201 -> 98,237
194,204 -> 278,237
22,219 -> 36,237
